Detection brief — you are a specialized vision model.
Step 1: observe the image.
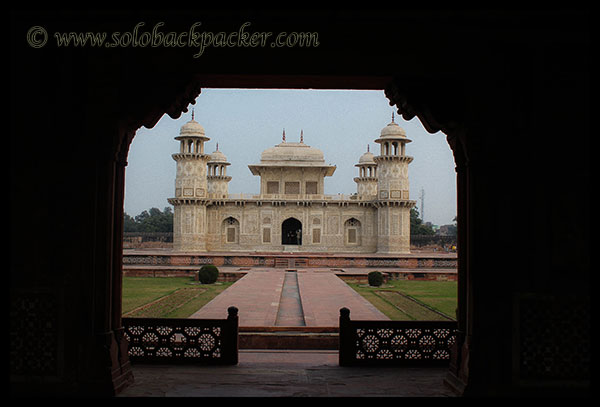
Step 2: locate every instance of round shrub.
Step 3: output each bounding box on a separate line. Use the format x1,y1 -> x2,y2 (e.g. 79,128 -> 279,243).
367,271 -> 384,287
198,264 -> 219,284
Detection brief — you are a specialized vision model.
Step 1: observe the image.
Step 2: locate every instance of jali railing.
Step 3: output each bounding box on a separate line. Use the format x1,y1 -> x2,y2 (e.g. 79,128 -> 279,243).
339,307 -> 457,366
122,306 -> 238,365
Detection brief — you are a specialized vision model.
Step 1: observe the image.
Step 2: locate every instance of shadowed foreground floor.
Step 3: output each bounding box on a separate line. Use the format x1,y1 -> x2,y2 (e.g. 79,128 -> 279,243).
118,350 -> 454,397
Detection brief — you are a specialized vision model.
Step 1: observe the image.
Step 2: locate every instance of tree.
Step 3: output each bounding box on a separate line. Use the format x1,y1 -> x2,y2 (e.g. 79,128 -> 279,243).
124,207 -> 173,233
410,207 -> 435,235
445,216 -> 458,236
368,271 -> 384,287
198,264 -> 219,284
123,213 -> 138,232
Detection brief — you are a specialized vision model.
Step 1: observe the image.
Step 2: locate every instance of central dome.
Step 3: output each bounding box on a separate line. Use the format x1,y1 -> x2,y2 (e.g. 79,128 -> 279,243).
260,141 -> 325,164
248,130 -> 336,177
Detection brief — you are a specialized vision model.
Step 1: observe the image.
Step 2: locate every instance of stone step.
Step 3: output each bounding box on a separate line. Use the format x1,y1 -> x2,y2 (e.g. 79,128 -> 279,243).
274,258 -> 289,267
239,328 -> 339,350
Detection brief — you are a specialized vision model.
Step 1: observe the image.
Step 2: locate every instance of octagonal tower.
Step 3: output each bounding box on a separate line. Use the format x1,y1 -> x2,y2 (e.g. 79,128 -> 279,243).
168,113 -> 211,251
373,114 -> 416,253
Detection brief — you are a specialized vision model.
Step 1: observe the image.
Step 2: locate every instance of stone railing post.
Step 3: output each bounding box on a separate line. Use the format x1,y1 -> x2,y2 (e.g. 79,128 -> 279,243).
226,306 -> 239,365
338,307 -> 353,366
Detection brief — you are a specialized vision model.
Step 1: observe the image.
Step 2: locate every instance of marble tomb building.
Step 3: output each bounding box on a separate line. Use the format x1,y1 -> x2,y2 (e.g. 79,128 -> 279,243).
168,114 -> 416,253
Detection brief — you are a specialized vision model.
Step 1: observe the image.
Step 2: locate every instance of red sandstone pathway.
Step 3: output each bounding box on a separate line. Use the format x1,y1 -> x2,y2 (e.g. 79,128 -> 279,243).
298,272 -> 388,326
190,270 -> 388,327
190,271 -> 284,326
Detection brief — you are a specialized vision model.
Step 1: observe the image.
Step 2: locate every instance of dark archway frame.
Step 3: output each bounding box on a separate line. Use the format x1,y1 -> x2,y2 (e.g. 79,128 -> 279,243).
11,10 -> 588,398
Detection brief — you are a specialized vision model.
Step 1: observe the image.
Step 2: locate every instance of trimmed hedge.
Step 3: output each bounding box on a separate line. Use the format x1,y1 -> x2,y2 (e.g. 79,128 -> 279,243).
367,271 -> 384,287
198,264 -> 219,284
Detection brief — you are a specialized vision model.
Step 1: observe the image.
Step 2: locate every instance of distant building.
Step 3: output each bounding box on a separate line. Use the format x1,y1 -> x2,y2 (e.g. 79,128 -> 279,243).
438,224 -> 457,236
168,114 -> 416,253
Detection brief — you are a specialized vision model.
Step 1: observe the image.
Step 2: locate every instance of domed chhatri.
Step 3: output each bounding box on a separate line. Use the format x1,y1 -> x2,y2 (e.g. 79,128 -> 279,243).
168,114 -> 415,254
179,119 -> 206,136
176,110 -> 209,142
358,145 -> 376,164
354,144 -> 378,200
379,121 -> 406,138
174,111 -> 210,157
209,144 -> 229,164
206,143 -> 231,199
374,112 -> 414,159
375,112 -> 412,146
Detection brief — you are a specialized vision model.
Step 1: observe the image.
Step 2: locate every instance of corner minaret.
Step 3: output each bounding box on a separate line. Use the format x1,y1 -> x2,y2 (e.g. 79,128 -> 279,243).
373,113 -> 416,253
168,113 -> 211,251
354,144 -> 378,199
207,143 -> 232,198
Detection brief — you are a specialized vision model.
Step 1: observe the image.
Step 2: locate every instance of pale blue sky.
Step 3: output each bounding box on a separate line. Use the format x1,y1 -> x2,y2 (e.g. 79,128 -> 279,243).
124,88 -> 457,226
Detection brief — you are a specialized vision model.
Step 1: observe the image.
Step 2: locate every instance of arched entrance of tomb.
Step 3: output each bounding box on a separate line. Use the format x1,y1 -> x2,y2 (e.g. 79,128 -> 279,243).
282,217 -> 302,245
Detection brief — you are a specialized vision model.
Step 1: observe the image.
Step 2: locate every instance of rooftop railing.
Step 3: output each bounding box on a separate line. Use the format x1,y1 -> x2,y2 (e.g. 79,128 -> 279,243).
222,193 -> 358,201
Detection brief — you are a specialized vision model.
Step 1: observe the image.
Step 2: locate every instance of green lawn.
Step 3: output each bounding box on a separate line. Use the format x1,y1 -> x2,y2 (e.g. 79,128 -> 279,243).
122,277 -> 232,318
122,276 -> 457,321
347,279 -> 457,321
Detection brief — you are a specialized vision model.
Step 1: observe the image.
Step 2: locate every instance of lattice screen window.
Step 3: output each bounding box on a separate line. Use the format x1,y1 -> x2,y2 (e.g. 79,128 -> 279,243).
515,294 -> 590,384
267,181 -> 279,194
305,181 -> 318,194
263,227 -> 271,243
312,228 -> 321,243
284,181 -> 300,194
226,227 -> 236,243
10,292 -> 59,376
346,218 -> 360,244
347,219 -> 360,227
224,217 -> 238,243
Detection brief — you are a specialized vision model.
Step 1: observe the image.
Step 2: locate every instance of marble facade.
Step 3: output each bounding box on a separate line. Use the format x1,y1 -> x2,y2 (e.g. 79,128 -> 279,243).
168,115 -> 415,253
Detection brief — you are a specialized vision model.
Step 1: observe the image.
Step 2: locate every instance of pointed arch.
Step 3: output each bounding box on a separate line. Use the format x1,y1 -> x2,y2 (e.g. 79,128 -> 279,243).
282,217 -> 302,245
